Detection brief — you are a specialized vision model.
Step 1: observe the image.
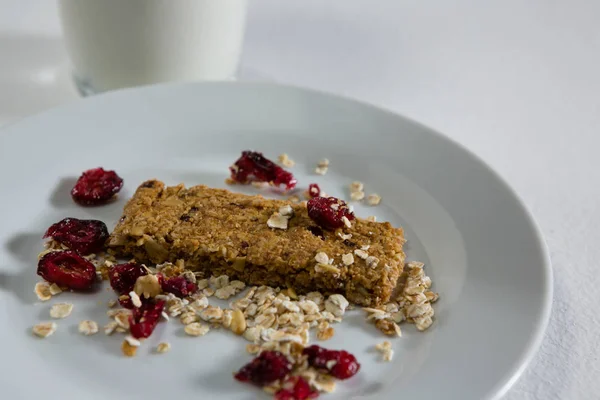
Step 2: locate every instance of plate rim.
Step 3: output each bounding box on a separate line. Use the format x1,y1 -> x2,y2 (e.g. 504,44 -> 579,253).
0,81 -> 553,399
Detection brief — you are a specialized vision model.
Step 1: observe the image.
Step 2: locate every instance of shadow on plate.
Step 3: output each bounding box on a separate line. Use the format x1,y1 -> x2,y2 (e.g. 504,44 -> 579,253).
50,176 -> 78,209
0,232 -> 42,304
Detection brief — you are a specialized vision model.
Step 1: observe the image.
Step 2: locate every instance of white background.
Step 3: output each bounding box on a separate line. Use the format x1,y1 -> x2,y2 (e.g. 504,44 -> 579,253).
1,1 -> 598,399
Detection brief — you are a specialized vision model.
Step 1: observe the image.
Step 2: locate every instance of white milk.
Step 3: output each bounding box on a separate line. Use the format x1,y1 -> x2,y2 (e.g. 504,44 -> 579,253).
59,0 -> 247,93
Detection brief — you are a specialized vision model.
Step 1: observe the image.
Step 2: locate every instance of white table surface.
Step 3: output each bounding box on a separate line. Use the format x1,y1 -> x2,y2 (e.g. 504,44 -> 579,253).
1,1 -> 598,399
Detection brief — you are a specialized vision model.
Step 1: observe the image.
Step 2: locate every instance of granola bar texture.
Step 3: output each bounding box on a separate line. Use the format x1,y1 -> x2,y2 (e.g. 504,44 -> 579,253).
108,180 -> 405,306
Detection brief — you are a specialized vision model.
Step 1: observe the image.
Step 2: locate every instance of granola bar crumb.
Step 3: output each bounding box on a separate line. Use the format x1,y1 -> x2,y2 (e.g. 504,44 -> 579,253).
278,153 -> 296,168
349,181 -> 364,193
350,191 -> 365,201
34,282 -> 52,301
246,343 -> 261,354
48,283 -> 63,295
315,166 -> 328,175
367,193 -> 382,206
78,320 -> 99,335
104,321 -> 118,335
184,322 -> 210,336
32,322 -> 57,338
121,340 -> 138,357
49,303 -> 73,319
156,342 -> 171,354
375,341 -> 394,361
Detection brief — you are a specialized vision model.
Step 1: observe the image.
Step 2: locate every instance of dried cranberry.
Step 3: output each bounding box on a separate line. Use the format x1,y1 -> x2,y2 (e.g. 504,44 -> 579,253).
303,345 -> 360,380
37,250 -> 96,290
307,183 -> 321,198
234,350 -> 292,386
161,275 -> 197,298
43,217 -> 108,255
109,263 -> 147,295
275,377 -> 319,400
129,300 -> 165,339
230,151 -> 297,190
71,167 -> 123,205
306,197 -> 355,231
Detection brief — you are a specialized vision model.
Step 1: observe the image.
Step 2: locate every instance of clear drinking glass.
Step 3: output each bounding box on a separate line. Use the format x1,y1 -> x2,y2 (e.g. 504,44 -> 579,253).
58,0 -> 248,95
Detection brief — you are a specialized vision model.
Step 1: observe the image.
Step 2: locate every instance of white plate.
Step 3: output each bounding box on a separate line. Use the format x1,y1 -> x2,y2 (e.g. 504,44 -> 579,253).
0,82 -> 551,400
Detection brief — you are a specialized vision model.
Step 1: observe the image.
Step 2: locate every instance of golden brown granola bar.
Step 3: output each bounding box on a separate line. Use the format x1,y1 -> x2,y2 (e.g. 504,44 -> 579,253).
108,180 -> 405,306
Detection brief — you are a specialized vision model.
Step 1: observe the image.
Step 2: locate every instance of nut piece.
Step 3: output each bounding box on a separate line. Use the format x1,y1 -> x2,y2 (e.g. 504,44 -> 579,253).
267,210 -> 291,230
49,303 -> 73,319
243,326 -> 262,342
341,253 -> 354,266
78,320 -> 98,335
314,263 -> 340,274
34,282 -> 52,301
156,342 -> 171,354
314,252 -> 329,264
32,322 -> 57,338
278,153 -> 295,167
129,291 -> 142,308
229,309 -> 247,335
184,322 -> 210,337
341,216 -> 352,228
279,205 -> 294,217
134,274 -> 162,298
354,249 -> 368,259
125,335 -> 141,347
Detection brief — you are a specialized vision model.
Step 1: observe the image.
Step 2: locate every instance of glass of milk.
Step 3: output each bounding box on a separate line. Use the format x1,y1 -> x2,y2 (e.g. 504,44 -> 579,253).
58,0 -> 247,95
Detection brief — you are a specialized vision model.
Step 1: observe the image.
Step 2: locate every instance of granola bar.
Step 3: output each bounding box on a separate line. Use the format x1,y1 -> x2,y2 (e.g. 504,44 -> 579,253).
108,180 -> 405,306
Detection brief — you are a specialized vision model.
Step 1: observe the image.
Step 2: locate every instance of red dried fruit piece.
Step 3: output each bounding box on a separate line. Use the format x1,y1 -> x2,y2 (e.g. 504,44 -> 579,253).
118,295 -> 134,310
109,263 -> 147,295
71,167 -> 124,206
234,350 -> 292,386
129,300 -> 165,339
161,275 -> 198,298
43,217 -> 108,255
307,183 -> 321,198
37,250 -> 96,290
275,376 -> 319,400
306,197 -> 355,231
303,345 -> 360,380
230,151 -> 297,191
